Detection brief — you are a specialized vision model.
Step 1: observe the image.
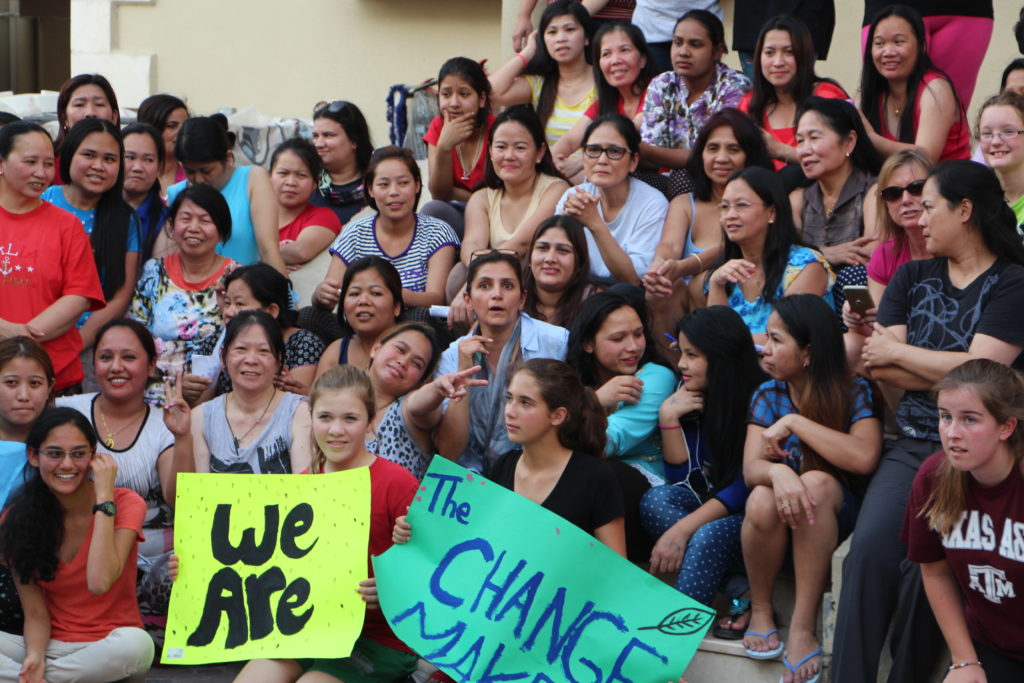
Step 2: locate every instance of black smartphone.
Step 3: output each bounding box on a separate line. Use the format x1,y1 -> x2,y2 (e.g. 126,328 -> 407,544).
844,286 -> 875,315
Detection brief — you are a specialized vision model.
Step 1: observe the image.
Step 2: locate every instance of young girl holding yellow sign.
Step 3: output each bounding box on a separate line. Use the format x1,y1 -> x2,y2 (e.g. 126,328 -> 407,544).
233,365 -> 480,683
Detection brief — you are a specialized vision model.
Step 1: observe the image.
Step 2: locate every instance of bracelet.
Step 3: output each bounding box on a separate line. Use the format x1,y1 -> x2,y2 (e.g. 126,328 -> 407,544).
947,661 -> 982,672
515,53 -> 528,69
658,424 -> 682,430
693,253 -> 704,271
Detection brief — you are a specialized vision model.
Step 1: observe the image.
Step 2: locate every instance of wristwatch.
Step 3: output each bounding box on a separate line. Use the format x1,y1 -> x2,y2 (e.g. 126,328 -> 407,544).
92,501 -> 117,517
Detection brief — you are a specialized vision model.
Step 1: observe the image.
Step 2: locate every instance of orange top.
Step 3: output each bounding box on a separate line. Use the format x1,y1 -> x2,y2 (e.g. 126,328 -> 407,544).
41,487 -> 145,641
164,252 -> 233,291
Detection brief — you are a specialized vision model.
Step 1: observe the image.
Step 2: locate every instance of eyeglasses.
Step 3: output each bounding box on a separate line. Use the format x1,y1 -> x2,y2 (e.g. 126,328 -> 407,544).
39,448 -> 93,462
979,129 -> 1024,142
470,248 -> 519,261
880,179 -> 926,202
582,144 -> 629,161
717,200 -> 766,214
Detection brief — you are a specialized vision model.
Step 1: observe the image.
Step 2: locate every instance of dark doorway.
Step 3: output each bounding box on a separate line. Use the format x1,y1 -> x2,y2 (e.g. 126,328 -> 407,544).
0,0 -> 70,94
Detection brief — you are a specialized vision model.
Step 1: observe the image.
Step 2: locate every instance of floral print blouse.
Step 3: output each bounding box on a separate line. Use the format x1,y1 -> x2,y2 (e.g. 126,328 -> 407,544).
129,253 -> 238,404
641,62 -> 751,150
726,246 -> 834,335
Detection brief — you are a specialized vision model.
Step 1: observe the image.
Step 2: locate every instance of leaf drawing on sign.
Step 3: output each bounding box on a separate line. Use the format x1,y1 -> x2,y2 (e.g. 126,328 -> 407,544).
638,607 -> 716,636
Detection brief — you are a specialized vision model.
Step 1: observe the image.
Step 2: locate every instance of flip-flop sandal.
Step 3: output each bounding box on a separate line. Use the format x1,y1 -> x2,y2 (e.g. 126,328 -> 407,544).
778,648 -> 823,683
743,628 -> 784,660
713,597 -> 751,640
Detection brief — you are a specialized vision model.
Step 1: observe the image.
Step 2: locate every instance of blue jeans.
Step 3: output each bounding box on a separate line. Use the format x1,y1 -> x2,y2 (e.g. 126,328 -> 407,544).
738,51 -> 755,81
640,484 -> 745,606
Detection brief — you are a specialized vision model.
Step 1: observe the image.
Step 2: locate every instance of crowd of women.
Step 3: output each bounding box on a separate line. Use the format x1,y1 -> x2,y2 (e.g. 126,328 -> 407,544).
0,1 -> 1022,682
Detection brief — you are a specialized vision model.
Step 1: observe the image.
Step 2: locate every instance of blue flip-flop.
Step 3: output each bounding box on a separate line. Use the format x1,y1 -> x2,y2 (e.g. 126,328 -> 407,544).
743,629 -> 784,660
778,648 -> 823,683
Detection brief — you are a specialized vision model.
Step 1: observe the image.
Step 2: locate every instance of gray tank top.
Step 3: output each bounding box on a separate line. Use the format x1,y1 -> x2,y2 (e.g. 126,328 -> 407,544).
202,392 -> 305,474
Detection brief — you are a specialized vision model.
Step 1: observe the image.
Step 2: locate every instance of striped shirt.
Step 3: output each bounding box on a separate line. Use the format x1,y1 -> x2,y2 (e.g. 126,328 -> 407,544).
329,214 -> 459,293
526,75 -> 596,149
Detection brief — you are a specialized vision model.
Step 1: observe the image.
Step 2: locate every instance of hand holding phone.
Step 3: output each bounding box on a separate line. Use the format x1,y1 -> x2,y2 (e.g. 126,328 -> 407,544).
844,286 -> 875,316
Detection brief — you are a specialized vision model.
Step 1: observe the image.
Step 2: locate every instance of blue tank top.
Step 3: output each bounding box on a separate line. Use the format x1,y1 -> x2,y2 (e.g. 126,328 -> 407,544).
680,194 -> 702,284
168,164 -> 259,265
680,194 -> 701,259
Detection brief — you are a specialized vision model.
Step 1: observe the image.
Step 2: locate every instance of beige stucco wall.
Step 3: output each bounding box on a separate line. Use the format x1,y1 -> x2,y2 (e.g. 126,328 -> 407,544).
84,0 -> 1020,143
106,0 -> 502,142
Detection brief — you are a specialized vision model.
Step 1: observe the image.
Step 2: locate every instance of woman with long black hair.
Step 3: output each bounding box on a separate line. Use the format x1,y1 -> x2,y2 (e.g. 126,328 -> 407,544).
489,0 -> 595,150
858,5 -> 970,162
742,294 -> 880,682
706,167 -> 831,343
641,306 -> 765,635
0,408 -> 153,681
42,119 -> 140,380
834,161 -> 1024,682
738,15 -> 847,171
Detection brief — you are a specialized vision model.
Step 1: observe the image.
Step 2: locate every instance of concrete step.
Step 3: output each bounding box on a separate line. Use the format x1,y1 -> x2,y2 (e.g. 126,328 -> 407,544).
681,537 -> 945,683
682,575 -> 827,682
685,633 -> 793,682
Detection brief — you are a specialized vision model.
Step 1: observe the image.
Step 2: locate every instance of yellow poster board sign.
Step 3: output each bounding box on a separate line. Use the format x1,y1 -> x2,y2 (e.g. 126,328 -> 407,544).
162,471 -> 371,665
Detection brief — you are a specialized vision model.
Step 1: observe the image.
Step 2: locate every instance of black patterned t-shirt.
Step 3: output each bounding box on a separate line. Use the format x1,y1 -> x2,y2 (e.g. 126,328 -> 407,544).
878,257 -> 1024,441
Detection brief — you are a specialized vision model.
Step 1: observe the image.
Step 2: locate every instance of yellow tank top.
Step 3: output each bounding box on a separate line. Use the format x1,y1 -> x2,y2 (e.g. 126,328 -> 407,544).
526,75 -> 596,149
486,173 -> 563,247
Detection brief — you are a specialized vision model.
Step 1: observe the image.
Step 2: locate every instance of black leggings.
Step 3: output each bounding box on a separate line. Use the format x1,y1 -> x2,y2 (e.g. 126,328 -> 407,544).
0,566 -> 23,635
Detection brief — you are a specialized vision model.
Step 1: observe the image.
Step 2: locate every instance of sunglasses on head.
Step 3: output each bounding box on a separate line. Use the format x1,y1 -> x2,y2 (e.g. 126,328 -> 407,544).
315,100 -> 352,117
880,179 -> 925,202
470,248 -> 518,261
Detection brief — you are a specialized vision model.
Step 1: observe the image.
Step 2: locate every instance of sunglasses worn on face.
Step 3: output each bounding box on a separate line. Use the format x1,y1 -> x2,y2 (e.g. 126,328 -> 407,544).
880,179 -> 925,202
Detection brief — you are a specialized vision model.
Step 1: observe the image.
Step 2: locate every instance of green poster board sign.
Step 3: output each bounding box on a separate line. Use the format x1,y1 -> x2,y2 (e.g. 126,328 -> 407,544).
162,471 -> 371,664
375,457 -> 713,681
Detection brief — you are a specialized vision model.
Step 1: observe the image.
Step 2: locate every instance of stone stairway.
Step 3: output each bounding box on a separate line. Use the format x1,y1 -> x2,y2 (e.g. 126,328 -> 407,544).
683,575 -> 797,682
681,539 -> 947,683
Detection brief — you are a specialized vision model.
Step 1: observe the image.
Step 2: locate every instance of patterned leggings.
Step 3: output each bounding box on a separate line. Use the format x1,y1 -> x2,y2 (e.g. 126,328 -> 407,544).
834,264 -> 867,332
640,484 -> 746,606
